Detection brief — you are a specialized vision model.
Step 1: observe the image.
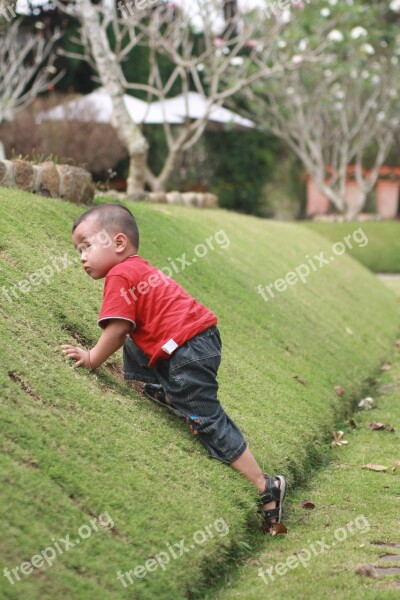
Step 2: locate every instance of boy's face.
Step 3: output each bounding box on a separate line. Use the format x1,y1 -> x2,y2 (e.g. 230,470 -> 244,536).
72,216 -> 120,280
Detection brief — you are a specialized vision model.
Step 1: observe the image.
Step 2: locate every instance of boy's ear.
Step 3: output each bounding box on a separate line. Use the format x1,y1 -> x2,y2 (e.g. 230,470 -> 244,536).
114,232 -> 128,253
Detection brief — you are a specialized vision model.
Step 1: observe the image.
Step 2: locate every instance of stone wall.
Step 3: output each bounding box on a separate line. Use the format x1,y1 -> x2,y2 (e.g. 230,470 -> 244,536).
123,190 -> 219,208
0,158 -> 219,208
0,159 -> 94,204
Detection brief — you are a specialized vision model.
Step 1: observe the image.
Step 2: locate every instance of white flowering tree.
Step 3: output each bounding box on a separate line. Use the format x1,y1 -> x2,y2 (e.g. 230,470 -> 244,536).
56,0 -> 315,194
0,19 -> 62,158
236,0 -> 400,219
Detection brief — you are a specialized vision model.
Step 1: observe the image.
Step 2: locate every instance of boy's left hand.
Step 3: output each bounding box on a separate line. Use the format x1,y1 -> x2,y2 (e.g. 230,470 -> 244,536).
61,344 -> 91,369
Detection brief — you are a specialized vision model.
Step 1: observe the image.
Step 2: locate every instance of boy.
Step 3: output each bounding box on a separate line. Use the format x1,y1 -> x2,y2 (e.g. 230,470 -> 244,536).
61,204 -> 287,534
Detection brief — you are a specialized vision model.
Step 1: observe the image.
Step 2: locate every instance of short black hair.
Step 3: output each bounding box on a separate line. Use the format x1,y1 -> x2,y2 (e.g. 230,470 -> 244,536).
72,204 -> 139,250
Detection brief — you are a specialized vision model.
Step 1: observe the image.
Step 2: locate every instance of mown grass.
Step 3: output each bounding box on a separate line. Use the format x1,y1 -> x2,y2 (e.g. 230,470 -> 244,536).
0,189 -> 399,600
303,221 -> 400,273
209,296 -> 400,600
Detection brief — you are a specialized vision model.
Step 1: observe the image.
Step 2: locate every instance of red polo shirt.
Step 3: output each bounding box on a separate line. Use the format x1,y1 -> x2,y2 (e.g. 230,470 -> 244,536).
98,255 -> 217,367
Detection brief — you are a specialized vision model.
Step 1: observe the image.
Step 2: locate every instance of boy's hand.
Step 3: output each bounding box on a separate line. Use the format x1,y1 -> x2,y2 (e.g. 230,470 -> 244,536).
61,345 -> 92,369
61,318 -> 130,371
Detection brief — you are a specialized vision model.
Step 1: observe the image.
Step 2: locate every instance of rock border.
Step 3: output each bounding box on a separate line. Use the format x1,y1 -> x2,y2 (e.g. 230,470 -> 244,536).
0,159 -> 95,204
101,189 -> 219,208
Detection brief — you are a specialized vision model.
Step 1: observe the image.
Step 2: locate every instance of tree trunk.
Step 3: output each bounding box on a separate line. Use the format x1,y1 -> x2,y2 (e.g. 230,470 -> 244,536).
223,0 -> 238,36
223,0 -> 238,21
127,152 -> 148,196
343,182 -> 366,221
79,0 -> 148,193
146,146 -> 180,192
316,183 -> 338,209
148,179 -> 166,193
312,176 -> 345,214
343,203 -> 365,221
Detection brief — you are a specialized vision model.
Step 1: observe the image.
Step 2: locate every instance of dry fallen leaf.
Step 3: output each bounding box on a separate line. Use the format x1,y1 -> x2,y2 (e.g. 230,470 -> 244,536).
261,520 -> 288,535
345,327 -> 353,335
369,422 -> 395,432
358,397 -> 375,410
300,499 -> 316,509
97,515 -> 114,530
334,385 -> 345,396
361,464 -> 388,472
381,362 -> 392,371
391,460 -> 400,474
369,422 -> 384,430
269,522 -> 288,536
355,563 -> 379,578
293,375 -> 308,386
394,340 -> 400,348
331,431 -> 349,447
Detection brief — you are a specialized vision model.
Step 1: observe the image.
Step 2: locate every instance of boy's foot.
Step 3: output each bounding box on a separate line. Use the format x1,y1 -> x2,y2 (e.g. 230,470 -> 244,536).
143,384 -> 185,418
259,474 -> 287,534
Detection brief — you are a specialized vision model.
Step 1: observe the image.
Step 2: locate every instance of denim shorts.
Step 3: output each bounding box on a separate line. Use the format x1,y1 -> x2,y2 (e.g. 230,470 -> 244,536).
123,325 -> 247,464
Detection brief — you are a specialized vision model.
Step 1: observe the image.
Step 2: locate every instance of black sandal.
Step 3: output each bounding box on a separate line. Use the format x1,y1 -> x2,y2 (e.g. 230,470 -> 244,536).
259,474 -> 287,534
143,384 -> 185,417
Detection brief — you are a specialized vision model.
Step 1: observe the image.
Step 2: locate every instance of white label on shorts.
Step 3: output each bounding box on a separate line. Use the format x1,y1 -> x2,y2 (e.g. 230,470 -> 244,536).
162,338 -> 178,354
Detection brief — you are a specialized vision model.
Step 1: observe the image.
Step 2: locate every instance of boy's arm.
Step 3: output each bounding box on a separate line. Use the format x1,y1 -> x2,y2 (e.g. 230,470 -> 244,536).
61,319 -> 132,370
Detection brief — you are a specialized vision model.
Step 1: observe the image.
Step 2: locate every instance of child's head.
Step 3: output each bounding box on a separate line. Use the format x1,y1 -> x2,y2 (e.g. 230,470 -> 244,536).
72,204 -> 140,280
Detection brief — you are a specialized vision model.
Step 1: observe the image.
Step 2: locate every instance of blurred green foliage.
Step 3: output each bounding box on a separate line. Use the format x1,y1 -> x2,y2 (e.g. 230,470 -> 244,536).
204,129 -> 278,215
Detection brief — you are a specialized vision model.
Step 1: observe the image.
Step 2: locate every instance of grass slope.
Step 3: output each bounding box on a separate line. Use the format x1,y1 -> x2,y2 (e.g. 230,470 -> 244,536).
302,221 -> 400,273
0,189 -> 399,600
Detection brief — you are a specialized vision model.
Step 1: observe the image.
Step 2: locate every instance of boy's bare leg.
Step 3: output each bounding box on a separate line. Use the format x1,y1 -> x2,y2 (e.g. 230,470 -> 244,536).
229,447 -> 280,516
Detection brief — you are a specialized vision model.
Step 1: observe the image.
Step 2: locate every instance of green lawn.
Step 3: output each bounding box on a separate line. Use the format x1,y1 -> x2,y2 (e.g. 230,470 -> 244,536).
209,321 -> 400,600
302,221 -> 400,273
0,189 -> 399,599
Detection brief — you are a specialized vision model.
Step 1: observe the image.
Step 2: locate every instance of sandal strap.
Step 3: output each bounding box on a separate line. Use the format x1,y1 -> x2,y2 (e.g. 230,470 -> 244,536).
144,384 -> 166,403
260,475 -> 281,505
263,507 -> 280,521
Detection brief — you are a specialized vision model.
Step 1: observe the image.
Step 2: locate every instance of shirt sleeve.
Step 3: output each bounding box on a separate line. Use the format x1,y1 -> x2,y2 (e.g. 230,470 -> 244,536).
98,275 -> 136,330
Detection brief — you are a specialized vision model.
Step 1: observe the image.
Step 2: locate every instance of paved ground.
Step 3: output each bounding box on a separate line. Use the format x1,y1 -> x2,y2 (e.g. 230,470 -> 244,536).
377,274 -> 400,280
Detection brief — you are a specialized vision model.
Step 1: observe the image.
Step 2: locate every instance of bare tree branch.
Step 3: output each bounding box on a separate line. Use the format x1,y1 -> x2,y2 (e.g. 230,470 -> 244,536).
55,0 -> 318,192
0,20 -> 63,124
239,57 -> 399,218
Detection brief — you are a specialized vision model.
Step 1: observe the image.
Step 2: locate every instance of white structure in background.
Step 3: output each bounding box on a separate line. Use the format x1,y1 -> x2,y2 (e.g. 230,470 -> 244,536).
0,141 -> 5,160
36,87 -> 184,125
36,88 -> 255,129
150,92 -> 255,129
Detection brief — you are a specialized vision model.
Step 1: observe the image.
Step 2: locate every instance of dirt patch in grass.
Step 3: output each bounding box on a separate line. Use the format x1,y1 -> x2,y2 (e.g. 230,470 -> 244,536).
8,370 -> 43,404
60,322 -> 95,348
